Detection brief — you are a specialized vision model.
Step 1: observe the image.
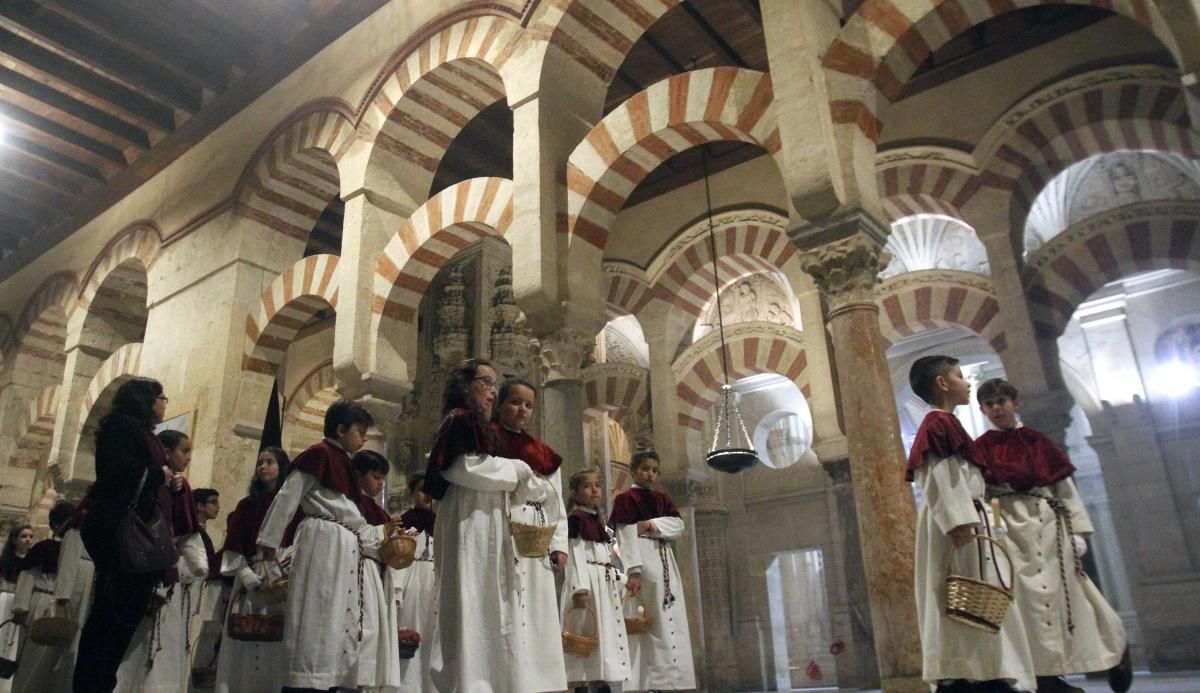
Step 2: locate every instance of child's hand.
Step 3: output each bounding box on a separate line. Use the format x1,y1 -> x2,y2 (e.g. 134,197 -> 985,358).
636,520 -> 654,536
550,551 -> 567,574
626,573 -> 642,596
948,524 -> 976,548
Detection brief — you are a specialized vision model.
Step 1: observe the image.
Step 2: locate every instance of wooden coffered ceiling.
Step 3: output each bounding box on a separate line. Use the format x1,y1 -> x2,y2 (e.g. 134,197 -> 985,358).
0,0 -> 387,273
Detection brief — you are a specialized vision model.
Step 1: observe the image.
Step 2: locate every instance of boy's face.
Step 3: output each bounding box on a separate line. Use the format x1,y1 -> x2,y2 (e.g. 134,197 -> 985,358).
358,470 -> 386,498
632,457 -> 660,487
980,394 -> 1019,430
196,496 -> 220,522
937,365 -> 971,408
497,384 -> 535,431
337,423 -> 368,454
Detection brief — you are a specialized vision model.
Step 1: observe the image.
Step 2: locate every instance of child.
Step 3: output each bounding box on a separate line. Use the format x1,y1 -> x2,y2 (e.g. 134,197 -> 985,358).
0,524 -> 34,693
215,447 -> 290,693
189,487 -> 223,691
491,377 -> 569,693
351,449 -> 402,692
118,429 -> 208,693
11,501 -> 76,692
906,355 -> 1034,693
423,358 -> 551,692
561,467 -> 631,691
257,399 -> 393,693
393,473 -> 437,692
51,498 -> 94,693
972,378 -> 1130,693
610,450 -> 695,691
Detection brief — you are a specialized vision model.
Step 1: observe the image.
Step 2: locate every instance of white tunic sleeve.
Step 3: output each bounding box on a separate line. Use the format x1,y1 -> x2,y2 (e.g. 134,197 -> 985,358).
257,471 -> 315,550
1055,478 -> 1095,534
12,570 -> 35,614
646,516 -> 685,541
53,531 -> 87,601
547,469 -> 569,555
916,455 -> 980,536
441,453 -> 525,492
178,532 -> 208,580
615,524 -> 643,573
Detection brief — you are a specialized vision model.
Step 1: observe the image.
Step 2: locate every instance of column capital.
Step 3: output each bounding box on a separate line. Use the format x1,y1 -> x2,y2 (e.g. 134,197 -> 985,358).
538,327 -> 595,383
1018,388 -> 1075,447
794,215 -> 889,308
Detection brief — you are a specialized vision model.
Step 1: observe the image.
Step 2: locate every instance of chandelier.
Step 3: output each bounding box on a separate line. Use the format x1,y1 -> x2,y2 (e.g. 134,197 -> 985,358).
699,147 -> 760,474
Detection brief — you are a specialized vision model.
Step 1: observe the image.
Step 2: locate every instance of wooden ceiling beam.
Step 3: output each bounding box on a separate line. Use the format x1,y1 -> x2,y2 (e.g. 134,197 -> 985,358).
0,26 -> 175,136
0,159 -> 84,199
680,3 -> 749,69
0,184 -> 61,218
0,101 -> 126,176
37,0 -> 233,92
0,67 -> 150,153
0,2 -> 202,113
118,0 -> 268,70
0,134 -> 105,187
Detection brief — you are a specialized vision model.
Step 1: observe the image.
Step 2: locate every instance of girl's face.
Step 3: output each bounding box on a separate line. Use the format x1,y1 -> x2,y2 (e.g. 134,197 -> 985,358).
572,474 -> 603,509
257,452 -> 280,485
497,384 -> 535,431
469,365 -> 499,420
412,489 -> 433,510
168,436 -> 193,473
153,392 -> 168,422
14,528 -> 34,554
632,457 -> 660,487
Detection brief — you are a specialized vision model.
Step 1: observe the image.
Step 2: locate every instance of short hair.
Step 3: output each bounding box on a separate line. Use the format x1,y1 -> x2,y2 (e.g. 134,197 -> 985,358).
157,429 -> 188,451
406,473 -> 426,494
909,355 -> 960,405
105,377 -> 164,427
497,377 -> 537,410
323,399 -> 374,438
250,447 -> 290,497
568,467 -> 601,495
193,488 -> 219,505
630,450 -> 660,472
977,378 -> 1019,404
441,358 -> 494,415
49,501 -> 76,530
352,449 -> 390,476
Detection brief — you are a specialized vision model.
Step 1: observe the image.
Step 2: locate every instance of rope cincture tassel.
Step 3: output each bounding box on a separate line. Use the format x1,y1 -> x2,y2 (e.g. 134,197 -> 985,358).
1001,492 -> 1082,633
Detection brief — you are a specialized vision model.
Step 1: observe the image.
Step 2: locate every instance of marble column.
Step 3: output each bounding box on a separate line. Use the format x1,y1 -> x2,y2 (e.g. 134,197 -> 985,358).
539,328 -> 593,478
795,208 -> 923,693
687,476 -> 738,690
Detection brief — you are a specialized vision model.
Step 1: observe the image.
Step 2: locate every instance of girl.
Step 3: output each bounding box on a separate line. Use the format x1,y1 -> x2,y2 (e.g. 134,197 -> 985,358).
11,502 -> 77,692
214,447 -> 290,693
350,449 -> 402,693
49,499 -> 94,692
561,468 -> 631,692
423,359 -> 551,692
491,377 -> 569,693
117,430 -> 208,693
610,450 -> 696,691
393,473 -> 437,692
0,524 -> 33,693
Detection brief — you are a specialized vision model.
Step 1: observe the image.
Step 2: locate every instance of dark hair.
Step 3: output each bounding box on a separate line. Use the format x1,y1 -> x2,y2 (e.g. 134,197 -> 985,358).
567,467 -> 602,508
407,473 -> 426,494
442,358 -> 494,415
104,377 -> 164,428
352,449 -> 390,476
0,524 -> 33,568
323,399 -> 374,438
909,355 -> 959,405
250,447 -> 291,497
630,450 -> 660,472
977,377 -> 1019,404
497,377 -> 536,407
49,501 -> 76,533
157,429 -> 189,451
193,488 -> 219,505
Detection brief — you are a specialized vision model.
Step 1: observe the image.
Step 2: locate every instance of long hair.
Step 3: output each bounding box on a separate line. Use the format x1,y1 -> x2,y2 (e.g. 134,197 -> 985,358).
157,429 -> 188,451
494,377 -> 536,423
0,524 -> 33,578
567,467 -> 606,523
249,446 -> 291,498
101,377 -> 164,430
441,358 -> 494,416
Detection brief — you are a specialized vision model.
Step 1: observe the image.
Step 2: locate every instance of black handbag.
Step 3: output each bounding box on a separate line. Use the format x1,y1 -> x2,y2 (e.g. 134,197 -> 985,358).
117,468 -> 179,573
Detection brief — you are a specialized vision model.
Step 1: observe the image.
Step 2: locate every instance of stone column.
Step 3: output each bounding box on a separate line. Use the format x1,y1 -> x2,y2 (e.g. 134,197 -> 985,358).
794,208 -> 923,693
687,476 -> 738,689
538,328 -> 593,478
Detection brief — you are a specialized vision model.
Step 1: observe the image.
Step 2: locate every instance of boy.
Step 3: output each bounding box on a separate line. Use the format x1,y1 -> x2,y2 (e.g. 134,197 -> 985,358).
394,473 -> 437,692
906,355 -> 1034,693
972,379 -> 1130,693
351,449 -> 402,693
258,399 -> 396,693
189,488 -> 224,690
610,450 -> 696,692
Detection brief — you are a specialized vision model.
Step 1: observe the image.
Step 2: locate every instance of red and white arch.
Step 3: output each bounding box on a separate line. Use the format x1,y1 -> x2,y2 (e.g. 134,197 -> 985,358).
876,271 -> 1006,352
243,254 -> 340,375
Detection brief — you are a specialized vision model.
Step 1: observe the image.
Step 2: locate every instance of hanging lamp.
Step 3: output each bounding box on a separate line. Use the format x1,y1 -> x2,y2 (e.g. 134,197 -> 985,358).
699,146 -> 760,474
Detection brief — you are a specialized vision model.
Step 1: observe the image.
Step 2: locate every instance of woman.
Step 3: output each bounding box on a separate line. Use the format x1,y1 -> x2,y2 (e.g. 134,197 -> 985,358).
213,447 -> 290,693
74,377 -> 174,693
0,524 -> 34,693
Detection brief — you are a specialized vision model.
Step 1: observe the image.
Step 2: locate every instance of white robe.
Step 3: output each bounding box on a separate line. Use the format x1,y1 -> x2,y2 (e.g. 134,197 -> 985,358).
430,451 -> 562,693
48,529 -> 93,691
12,552 -> 66,693
0,577 -> 22,693
213,552 -> 287,693
561,510 -> 631,686
991,478 -> 1127,675
613,504 -> 696,691
117,532 -> 208,693
914,456 -> 1035,691
392,527 -> 438,691
257,470 -> 396,691
189,577 -> 227,692
510,469 -> 569,693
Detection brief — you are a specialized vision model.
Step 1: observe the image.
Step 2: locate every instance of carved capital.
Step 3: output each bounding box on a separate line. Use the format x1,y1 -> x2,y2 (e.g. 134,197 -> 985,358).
539,328 -> 594,383
799,232 -> 888,307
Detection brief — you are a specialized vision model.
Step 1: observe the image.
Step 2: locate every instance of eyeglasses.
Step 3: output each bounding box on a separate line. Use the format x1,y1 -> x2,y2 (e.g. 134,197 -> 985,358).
472,376 -> 498,389
157,395 -> 169,404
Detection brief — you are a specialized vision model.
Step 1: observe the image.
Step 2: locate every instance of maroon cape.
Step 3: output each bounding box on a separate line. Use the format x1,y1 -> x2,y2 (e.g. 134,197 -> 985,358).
222,490 -> 279,559
423,409 -> 496,500
400,508 -> 435,534
199,528 -> 222,580
905,410 -> 981,481
291,440 -> 362,504
609,486 -> 680,526
972,426 -> 1076,492
356,496 -> 391,526
492,423 -> 563,477
567,509 -> 609,543
21,538 -> 61,575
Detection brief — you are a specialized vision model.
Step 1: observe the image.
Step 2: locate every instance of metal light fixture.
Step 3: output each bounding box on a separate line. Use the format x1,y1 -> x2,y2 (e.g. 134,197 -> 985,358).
699,147 -> 760,474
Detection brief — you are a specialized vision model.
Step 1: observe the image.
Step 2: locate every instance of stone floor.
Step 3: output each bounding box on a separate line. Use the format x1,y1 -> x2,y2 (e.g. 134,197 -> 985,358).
749,670 -> 1200,692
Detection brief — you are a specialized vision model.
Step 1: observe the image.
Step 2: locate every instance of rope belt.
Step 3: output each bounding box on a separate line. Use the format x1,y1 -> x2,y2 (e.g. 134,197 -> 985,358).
656,540 -> 676,610
33,587 -> 54,596
310,516 -> 365,642
587,560 -> 619,583
998,491 -> 1083,632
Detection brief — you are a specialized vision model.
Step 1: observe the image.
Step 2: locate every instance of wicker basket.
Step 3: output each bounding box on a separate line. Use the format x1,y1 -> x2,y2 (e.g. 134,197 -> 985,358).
256,557 -> 290,606
623,595 -> 652,635
562,601 -> 599,657
227,592 -> 283,642
945,534 -> 1014,633
510,520 -> 556,558
29,601 -> 76,646
397,629 -> 421,660
381,531 -> 417,570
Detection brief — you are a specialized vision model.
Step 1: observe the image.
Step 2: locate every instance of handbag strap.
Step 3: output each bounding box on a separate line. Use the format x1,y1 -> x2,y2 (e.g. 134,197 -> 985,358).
128,467 -> 150,511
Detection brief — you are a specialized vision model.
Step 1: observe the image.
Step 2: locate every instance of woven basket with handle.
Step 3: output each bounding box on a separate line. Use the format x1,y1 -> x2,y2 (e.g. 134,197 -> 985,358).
945,533 -> 1014,633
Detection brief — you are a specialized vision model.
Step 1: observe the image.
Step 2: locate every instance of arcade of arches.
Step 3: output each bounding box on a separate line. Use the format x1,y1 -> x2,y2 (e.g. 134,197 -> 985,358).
1,2 -> 1199,690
